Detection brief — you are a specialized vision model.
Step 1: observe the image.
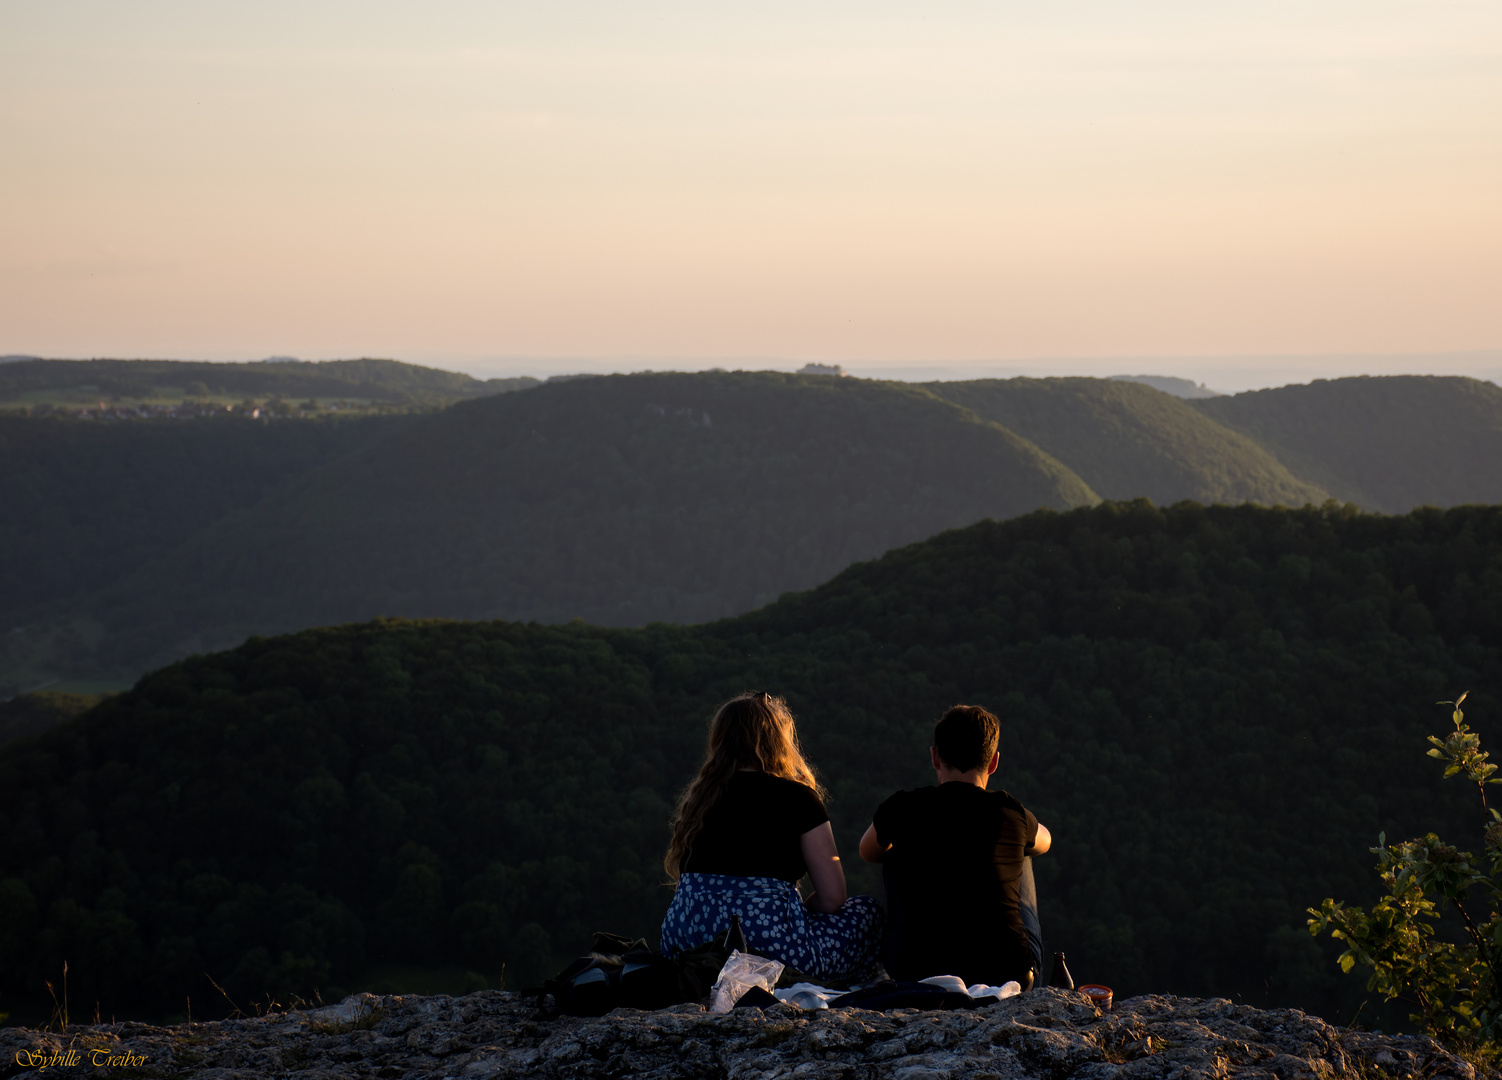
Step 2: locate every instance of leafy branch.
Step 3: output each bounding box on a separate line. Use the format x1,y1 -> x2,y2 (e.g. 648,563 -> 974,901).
1430,693 -> 1500,809
1309,693 -> 1502,1063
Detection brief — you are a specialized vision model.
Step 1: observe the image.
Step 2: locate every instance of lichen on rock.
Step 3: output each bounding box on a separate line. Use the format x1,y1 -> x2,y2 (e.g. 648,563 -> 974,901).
1,987 -> 1489,1079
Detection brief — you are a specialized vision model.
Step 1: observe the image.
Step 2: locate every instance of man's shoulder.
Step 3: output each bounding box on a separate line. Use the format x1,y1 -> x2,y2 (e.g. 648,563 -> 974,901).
880,784 -> 1028,809
985,787 -> 1030,814
877,785 -> 939,809
873,785 -> 938,825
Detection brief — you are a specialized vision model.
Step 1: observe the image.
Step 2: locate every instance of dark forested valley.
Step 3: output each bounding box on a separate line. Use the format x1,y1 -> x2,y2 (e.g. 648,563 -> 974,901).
6,367 -> 1502,695
1,501 -> 1499,1029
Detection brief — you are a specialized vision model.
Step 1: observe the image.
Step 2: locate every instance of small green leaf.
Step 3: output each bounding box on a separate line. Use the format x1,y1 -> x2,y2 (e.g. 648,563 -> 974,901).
1339,955 -> 1356,973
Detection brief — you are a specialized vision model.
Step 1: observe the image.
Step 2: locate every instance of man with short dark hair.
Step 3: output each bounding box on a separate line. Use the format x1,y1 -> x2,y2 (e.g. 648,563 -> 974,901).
859,704 -> 1050,988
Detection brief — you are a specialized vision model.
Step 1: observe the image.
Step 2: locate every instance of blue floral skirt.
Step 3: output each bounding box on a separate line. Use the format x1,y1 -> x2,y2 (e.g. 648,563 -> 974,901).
660,872 -> 883,984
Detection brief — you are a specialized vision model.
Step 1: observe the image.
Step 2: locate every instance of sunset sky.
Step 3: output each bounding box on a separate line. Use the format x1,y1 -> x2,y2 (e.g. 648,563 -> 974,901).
2,0 -> 1499,388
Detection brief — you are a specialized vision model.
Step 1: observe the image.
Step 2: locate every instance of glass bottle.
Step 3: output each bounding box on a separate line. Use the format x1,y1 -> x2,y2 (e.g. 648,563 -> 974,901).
1049,952 -> 1074,990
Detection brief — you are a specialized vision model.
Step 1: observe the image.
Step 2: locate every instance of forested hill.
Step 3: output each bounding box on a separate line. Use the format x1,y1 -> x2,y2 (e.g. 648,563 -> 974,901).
9,369 -> 1502,695
1192,375 -> 1502,512
0,413 -> 419,626
1,501 -> 1498,1027
80,372 -> 1096,674
0,357 -> 537,407
925,377 -> 1327,506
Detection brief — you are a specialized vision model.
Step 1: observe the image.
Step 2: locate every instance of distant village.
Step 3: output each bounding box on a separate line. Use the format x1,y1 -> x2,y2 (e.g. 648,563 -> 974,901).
6,365 -> 851,419
14,398 -> 387,420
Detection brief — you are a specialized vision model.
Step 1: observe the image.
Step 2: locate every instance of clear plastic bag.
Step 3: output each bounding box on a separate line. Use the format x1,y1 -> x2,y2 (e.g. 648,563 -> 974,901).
709,949 -> 785,1013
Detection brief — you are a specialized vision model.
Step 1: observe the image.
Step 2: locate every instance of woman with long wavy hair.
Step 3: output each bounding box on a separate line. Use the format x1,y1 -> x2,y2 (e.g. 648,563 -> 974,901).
659,692 -> 882,984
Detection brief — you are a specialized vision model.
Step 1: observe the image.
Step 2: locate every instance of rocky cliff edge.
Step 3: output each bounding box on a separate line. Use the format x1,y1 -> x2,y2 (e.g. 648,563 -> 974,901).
2,986 -> 1490,1079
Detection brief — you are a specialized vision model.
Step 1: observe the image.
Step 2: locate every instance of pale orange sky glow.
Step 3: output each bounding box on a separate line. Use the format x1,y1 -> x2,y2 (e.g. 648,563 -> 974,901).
2,1 -> 1499,385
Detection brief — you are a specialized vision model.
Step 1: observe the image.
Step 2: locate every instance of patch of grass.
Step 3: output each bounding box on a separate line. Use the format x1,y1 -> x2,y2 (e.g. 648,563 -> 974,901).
748,1022 -> 799,1048
1096,1031 -> 1176,1064
353,965 -> 491,997
1453,1042 -> 1502,1076
308,1005 -> 386,1036
1326,1057 -> 1393,1080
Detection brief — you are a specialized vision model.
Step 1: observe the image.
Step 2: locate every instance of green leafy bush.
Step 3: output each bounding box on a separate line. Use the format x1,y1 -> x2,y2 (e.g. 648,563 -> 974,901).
1310,692 -> 1502,1060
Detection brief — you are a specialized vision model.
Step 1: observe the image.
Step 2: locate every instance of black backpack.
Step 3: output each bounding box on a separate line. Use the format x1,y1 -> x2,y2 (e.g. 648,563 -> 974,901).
530,931 -> 733,1016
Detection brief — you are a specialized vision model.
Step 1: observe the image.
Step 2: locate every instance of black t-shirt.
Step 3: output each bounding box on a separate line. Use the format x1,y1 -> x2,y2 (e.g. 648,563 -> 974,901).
681,771 -> 829,883
872,782 -> 1039,984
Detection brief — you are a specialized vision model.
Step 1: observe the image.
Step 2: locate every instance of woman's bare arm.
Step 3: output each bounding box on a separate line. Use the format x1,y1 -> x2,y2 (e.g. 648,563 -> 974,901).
800,822 -> 848,913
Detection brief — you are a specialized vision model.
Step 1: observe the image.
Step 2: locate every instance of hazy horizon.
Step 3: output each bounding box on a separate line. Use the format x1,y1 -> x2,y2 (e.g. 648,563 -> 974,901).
6,350 -> 1502,396
452,351 -> 1502,394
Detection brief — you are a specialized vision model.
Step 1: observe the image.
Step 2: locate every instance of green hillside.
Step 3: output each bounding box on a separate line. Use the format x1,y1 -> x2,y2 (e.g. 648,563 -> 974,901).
10,370 -> 1502,695
927,377 -> 1330,506
0,690 -> 107,748
0,357 -> 537,409
0,501 -> 1496,1026
78,371 -> 1097,674
0,412 -> 418,686
1193,375 -> 1502,512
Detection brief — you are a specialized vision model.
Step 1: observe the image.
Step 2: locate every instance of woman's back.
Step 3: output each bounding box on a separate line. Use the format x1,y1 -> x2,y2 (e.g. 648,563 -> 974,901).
681,772 -> 828,882
660,691 -> 881,983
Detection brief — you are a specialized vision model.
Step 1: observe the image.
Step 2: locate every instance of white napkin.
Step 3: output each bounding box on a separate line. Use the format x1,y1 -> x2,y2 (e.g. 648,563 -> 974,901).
771,981 -> 842,1009
919,974 -> 1022,999
772,975 -> 1023,1010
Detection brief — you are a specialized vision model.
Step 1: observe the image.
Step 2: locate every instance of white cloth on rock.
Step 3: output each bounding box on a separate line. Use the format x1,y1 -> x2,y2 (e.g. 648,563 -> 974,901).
771,974 -> 1021,1010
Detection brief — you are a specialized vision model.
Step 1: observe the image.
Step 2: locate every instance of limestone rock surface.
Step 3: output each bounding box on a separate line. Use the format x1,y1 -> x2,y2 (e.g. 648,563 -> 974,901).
2,987 -> 1490,1079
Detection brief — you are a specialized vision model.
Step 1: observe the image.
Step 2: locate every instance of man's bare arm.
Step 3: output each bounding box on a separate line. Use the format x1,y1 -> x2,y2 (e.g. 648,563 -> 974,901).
1028,822 -> 1052,856
859,823 -> 890,863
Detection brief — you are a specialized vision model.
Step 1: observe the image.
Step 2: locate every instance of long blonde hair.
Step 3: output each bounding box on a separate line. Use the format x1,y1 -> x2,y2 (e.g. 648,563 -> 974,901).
664,692 -> 825,882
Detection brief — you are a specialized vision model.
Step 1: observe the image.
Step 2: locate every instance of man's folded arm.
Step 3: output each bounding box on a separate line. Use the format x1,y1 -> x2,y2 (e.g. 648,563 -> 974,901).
858,823 -> 890,863
1027,822 -> 1052,856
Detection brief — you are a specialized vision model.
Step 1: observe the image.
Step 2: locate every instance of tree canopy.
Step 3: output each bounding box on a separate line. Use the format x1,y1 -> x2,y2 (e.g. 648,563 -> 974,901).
9,370 -> 1502,700
1,500 -> 1497,1026
1193,375 -> 1502,512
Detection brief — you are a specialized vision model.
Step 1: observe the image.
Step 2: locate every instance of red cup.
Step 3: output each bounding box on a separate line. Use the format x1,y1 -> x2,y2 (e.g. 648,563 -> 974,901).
1078,984 -> 1112,1010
